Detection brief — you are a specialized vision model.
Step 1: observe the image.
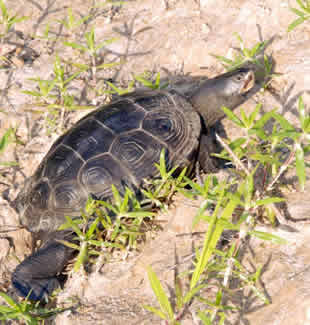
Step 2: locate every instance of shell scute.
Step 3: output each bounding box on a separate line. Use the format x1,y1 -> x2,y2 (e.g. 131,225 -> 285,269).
44,145 -> 84,186
62,118 -> 114,161
110,130 -> 168,182
79,153 -> 135,200
94,100 -> 145,133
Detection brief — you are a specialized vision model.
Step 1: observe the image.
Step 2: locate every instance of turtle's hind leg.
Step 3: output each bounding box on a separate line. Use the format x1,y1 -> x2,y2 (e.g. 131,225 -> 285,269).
12,231 -> 76,301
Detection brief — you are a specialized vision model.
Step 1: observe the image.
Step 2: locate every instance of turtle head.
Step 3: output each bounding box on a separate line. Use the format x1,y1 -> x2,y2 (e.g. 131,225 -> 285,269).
189,68 -> 255,127
13,178 -> 54,234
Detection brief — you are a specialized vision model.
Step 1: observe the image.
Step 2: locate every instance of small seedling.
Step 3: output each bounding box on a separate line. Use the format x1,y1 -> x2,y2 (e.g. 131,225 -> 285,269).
288,0 -> 310,32
141,149 -> 188,209
212,34 -> 278,88
23,55 -> 91,134
0,0 -> 28,39
0,127 -> 21,166
59,188 -> 155,272
64,27 -> 118,82
0,291 -> 65,324
104,79 -> 135,96
134,72 -> 169,90
216,96 -> 309,192
212,33 -> 266,71
58,8 -> 90,34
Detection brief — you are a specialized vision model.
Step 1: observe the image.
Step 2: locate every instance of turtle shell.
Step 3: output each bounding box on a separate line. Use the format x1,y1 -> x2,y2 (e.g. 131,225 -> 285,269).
16,90 -> 201,233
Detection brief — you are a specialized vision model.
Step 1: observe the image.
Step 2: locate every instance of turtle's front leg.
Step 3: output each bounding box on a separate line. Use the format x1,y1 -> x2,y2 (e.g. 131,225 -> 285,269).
198,129 -> 220,173
12,231 -> 76,301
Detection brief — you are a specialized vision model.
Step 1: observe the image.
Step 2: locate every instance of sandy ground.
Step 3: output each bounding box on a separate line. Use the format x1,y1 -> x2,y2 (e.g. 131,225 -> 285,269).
0,0 -> 310,324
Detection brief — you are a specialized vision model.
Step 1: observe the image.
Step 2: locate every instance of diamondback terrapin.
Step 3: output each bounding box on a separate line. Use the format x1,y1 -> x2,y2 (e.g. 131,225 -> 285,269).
12,68 -> 255,300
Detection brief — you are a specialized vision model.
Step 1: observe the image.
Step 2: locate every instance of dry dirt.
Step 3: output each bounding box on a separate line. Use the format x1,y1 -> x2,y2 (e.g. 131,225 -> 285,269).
0,0 -> 310,324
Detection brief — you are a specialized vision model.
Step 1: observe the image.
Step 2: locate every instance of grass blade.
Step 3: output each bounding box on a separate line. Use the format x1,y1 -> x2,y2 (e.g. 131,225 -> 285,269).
146,266 -> 174,320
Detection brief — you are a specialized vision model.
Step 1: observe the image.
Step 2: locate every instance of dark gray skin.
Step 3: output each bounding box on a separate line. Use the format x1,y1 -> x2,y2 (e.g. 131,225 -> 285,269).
12,68 -> 255,301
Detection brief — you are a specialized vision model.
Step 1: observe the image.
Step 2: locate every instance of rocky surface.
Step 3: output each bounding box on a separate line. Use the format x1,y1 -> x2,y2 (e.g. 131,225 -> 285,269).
0,0 -> 309,324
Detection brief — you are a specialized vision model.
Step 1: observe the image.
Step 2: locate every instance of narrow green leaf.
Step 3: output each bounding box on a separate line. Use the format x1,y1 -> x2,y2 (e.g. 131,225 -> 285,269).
0,161 -> 18,166
56,239 -> 80,251
74,242 -> 88,272
244,173 -> 254,208
95,38 -> 118,52
253,110 -> 276,129
0,0 -> 7,17
249,230 -> 287,244
146,266 -> 174,320
143,305 -> 167,320
190,186 -> 225,289
249,103 -> 262,125
221,106 -> 244,127
0,128 -> 13,153
183,283 -> 205,304
126,211 -> 155,218
0,292 -> 18,308
175,277 -> 183,310
255,197 -> 285,206
87,217 -> 99,237
0,305 -> 14,313
60,216 -> 83,236
296,0 -> 307,10
295,142 -> 305,191
221,197 -> 238,220
96,61 -> 121,70
240,109 -> 249,127
304,144 -> 310,154
288,16 -> 306,31
243,48 -> 251,58
210,54 -> 234,65
159,148 -> 167,176
270,112 -> 295,131
290,7 -> 307,17
197,311 -> 212,325
111,184 -> 122,207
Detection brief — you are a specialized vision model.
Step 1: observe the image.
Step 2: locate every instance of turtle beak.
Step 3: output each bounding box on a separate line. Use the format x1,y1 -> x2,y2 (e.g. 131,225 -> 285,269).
241,70 -> 255,93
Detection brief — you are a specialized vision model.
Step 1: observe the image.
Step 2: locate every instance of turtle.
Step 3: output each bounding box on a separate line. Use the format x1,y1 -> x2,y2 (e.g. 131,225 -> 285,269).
12,67 -> 255,300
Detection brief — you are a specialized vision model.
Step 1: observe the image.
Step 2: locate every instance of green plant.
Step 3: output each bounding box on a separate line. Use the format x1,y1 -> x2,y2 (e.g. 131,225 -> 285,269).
58,8 -> 90,34
144,266 -> 177,324
0,0 -> 27,39
23,55 -> 90,134
64,27 -> 118,82
141,149 -> 188,209
212,33 -> 278,88
103,79 -> 135,96
0,291 -> 65,324
93,68 -> 169,103
103,71 -> 168,97
134,72 -> 169,90
213,33 -> 266,71
59,188 -> 155,272
216,96 -> 309,192
288,0 -> 310,32
93,0 -> 126,8
144,97 -> 310,323
144,171 -> 282,323
0,127 -> 21,166
58,212 -> 101,272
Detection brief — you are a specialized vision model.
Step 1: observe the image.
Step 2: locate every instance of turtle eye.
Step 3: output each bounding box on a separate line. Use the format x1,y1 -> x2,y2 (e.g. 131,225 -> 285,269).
234,74 -> 244,82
